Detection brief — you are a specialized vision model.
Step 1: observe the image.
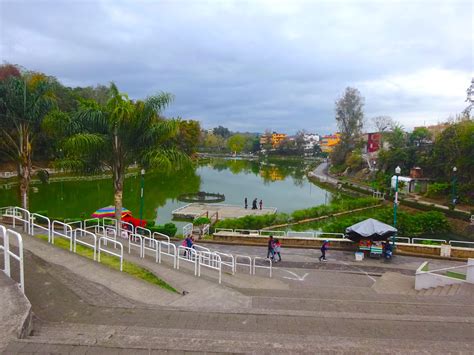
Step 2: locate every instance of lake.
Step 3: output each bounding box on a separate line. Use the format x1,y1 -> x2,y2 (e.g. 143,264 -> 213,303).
0,158 -> 332,225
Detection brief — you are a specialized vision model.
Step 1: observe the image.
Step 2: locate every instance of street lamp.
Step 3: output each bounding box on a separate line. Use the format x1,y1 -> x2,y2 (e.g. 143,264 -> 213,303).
452,166 -> 457,207
139,169 -> 145,222
392,166 -> 401,247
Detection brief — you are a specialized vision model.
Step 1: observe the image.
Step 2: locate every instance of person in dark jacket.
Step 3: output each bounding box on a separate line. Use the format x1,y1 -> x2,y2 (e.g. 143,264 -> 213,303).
319,240 -> 329,261
267,235 -> 274,259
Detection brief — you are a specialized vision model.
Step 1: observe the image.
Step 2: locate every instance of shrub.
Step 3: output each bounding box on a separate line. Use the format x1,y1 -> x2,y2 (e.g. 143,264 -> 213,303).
425,182 -> 450,198
149,223 -> 177,237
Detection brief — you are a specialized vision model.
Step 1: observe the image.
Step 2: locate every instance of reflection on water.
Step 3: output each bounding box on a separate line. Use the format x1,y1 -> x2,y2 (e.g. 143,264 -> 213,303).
0,158 -> 331,225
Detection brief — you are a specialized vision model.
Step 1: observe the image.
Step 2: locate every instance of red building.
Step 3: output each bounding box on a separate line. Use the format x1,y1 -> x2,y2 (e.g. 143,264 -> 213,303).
367,132 -> 381,153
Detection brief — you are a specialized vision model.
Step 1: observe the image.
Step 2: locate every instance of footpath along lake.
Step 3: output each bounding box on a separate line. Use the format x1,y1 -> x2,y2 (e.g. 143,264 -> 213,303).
0,158 -> 332,225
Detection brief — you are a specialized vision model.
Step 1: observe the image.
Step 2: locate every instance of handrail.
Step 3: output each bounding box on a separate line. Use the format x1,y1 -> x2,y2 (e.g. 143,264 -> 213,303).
394,236 -> 410,243
66,220 -> 83,232
142,236 -> 159,262
0,226 -> 24,293
158,241 -> 177,268
234,254 -> 252,274
198,251 -> 222,284
193,244 -> 210,253
128,233 -> 144,258
102,217 -> 117,229
214,228 -> 234,233
286,231 -> 314,238
73,228 -> 97,260
31,212 -> 51,241
98,236 -> 123,271
177,246 -> 198,275
52,220 -> 73,251
449,240 -> 474,248
152,232 -> 170,252
235,229 -> 259,234
83,218 -> 100,231
412,238 -> 447,245
214,251 -> 235,274
315,232 -> 345,239
10,207 -> 31,234
252,257 -> 272,278
259,230 -> 286,237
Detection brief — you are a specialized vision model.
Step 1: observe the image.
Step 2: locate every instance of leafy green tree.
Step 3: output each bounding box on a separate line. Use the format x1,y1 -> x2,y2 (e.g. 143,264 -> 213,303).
213,125 -> 231,138
0,70 -> 56,209
168,119 -> 201,155
227,134 -> 246,154
50,83 -> 190,222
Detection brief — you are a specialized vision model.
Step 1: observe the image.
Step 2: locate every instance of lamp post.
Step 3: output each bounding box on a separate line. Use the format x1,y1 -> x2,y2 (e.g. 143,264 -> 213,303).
452,166 -> 457,207
392,166 -> 401,247
139,169 -> 145,222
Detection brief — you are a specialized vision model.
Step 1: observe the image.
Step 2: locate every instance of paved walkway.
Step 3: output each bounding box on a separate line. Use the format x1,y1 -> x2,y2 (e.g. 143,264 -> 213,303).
173,202 -> 277,220
3,227 -> 474,353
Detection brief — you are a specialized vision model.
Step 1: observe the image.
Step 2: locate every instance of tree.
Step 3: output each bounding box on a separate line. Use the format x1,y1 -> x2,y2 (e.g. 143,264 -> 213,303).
213,125 -> 231,139
51,83 -> 190,222
0,70 -> 56,209
169,119 -> 201,156
333,87 -> 365,165
464,78 -> 474,118
227,134 -> 246,154
203,133 -> 226,151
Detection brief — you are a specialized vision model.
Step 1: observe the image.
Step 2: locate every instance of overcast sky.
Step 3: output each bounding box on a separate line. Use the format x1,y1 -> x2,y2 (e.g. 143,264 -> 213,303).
0,0 -> 472,134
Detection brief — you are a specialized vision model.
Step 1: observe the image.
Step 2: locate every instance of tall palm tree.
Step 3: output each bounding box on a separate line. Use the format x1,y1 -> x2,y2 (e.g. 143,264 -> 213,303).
0,72 -> 56,209
52,83 -> 190,222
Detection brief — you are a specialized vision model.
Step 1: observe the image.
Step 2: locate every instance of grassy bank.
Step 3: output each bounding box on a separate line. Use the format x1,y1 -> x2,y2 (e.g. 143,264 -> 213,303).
35,234 -> 178,293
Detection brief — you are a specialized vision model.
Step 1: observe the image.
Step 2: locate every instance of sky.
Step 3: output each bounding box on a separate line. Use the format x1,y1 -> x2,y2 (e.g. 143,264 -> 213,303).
0,0 -> 472,134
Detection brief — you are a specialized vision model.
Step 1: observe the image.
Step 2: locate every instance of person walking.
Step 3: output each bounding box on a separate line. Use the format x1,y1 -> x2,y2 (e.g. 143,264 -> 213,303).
252,198 -> 258,210
244,197 -> 248,209
266,235 -> 275,259
273,239 -> 282,262
259,199 -> 263,210
319,240 -> 329,262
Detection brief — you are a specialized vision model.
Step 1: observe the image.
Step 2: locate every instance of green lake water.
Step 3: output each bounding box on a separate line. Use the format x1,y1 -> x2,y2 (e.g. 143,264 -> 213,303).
0,158 -> 332,226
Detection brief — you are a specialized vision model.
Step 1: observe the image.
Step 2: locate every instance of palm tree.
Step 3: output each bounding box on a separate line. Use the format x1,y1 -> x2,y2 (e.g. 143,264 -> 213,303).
0,72 -> 56,209
52,83 -> 190,222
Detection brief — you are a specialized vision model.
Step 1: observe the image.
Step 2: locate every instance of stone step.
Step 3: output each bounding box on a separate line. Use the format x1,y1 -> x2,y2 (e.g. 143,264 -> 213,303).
10,321 -> 472,354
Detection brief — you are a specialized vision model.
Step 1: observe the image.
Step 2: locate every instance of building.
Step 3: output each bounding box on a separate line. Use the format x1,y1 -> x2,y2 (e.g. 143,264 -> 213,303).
413,123 -> 450,140
366,132 -> 381,153
320,133 -> 341,153
260,132 -> 287,148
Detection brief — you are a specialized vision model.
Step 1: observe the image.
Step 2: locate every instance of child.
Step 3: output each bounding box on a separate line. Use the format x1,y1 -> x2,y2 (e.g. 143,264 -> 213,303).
267,235 -> 274,259
273,239 -> 282,262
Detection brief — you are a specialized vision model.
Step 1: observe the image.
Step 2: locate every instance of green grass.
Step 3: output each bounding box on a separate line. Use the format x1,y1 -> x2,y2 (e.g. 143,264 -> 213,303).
421,263 -> 429,272
36,234 -> 178,293
445,271 -> 466,280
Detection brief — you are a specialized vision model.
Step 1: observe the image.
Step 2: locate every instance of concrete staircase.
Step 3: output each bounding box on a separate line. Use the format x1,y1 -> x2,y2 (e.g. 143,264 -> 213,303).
416,283 -> 462,296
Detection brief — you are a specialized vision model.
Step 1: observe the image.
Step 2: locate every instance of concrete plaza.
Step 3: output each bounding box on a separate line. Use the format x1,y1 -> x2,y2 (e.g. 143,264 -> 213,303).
3,232 -> 474,354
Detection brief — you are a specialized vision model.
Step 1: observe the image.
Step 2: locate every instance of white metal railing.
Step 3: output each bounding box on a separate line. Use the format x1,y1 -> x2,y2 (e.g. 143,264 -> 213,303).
83,218 -> 100,231
259,230 -> 286,237
73,228 -> 97,260
119,220 -> 135,236
394,236 -> 411,243
135,226 -> 151,238
158,241 -> 177,268
235,229 -> 259,234
183,223 -> 193,238
102,217 -> 117,229
449,240 -> 474,248
198,251 -> 222,284
214,228 -> 234,233
142,236 -> 159,262
214,251 -> 235,274
252,257 -> 272,278
286,231 -> 315,238
235,255 -> 252,274
412,238 -> 447,245
177,246 -> 198,275
31,213 -> 51,241
128,233 -> 144,258
0,225 -> 24,293
315,232 -> 345,239
51,220 -> 73,250
98,236 -> 123,271
202,224 -> 210,236
66,220 -> 83,232
9,207 -> 31,234
193,244 -> 210,253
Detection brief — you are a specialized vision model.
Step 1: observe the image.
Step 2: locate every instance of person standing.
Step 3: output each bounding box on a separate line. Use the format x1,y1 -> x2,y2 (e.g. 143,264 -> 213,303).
259,199 -> 263,210
244,197 -> 248,209
267,235 -> 275,259
252,198 -> 258,210
319,240 -> 329,261
273,239 -> 282,262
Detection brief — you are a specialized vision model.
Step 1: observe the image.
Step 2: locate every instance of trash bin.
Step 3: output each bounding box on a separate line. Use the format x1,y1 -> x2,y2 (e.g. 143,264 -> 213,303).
355,252 -> 364,261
